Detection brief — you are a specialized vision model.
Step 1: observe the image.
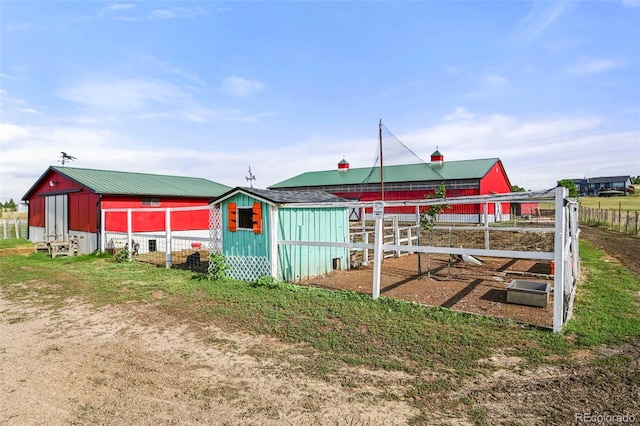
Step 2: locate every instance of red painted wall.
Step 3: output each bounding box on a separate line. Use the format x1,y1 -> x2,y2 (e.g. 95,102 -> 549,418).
334,187 -> 483,216
27,169 -> 210,234
479,161 -> 512,215
101,197 -> 210,233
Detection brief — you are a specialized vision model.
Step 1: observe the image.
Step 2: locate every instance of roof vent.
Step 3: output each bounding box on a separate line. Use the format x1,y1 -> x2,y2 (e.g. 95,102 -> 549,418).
338,158 -> 349,172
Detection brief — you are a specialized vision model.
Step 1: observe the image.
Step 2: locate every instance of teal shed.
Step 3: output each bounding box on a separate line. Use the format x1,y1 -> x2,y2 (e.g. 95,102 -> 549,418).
211,187 -> 350,282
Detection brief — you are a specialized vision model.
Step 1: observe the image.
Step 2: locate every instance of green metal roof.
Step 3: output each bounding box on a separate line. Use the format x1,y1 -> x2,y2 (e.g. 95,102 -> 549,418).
269,158 -> 501,189
47,166 -> 230,198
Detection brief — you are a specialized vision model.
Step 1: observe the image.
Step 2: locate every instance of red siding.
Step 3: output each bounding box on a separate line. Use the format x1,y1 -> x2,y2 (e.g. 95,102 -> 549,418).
27,169 -> 211,234
334,188 -> 483,216
26,170 -> 94,230
479,161 -> 512,215
102,197 -> 210,232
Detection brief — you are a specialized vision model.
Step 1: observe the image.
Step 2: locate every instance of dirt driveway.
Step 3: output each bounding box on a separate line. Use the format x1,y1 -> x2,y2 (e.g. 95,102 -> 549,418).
1,225 -> 639,425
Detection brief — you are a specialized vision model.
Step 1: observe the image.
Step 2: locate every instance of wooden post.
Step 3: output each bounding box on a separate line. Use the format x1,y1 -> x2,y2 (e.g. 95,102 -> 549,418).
14,216 -> 19,239
625,211 -> 629,234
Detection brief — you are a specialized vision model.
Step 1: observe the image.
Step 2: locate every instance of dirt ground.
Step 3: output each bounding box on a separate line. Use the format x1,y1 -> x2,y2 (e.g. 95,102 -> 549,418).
1,226 -> 639,425
303,226 -> 640,329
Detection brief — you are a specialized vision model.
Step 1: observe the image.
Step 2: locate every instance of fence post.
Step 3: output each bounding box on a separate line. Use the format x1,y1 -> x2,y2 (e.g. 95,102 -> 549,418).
100,209 -> 106,253
165,208 -> 172,268
127,209 -> 133,262
553,186 -> 567,333
2,219 -> 7,239
372,201 -> 384,299
625,211 -> 629,234
14,216 -> 19,239
483,202 -> 489,249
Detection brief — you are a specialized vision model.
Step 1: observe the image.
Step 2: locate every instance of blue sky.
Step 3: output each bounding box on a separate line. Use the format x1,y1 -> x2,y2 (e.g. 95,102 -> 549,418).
1,0 -> 639,203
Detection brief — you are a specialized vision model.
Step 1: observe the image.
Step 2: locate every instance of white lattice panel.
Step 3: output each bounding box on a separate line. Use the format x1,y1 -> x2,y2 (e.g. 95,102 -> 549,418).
226,256 -> 271,282
209,204 -> 222,254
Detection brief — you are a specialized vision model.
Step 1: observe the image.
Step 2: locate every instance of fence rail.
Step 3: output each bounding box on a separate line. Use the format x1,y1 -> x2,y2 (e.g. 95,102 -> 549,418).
579,207 -> 640,235
0,219 -> 28,240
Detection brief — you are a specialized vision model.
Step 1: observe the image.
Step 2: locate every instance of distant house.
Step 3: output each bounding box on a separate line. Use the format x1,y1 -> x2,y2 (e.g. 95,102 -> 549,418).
211,187 -> 349,282
22,166 -> 230,254
571,176 -> 635,197
269,150 -> 519,222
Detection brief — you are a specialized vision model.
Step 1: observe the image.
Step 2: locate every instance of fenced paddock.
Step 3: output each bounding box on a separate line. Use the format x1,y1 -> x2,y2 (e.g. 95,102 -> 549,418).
579,206 -> 640,235
268,187 -> 579,333
101,206 -> 211,273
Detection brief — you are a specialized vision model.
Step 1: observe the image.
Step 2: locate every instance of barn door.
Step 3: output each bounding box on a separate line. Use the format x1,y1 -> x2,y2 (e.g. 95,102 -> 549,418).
45,194 -> 68,240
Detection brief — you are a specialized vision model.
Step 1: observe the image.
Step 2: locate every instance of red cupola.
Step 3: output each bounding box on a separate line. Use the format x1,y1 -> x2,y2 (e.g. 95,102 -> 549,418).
430,148 -> 444,165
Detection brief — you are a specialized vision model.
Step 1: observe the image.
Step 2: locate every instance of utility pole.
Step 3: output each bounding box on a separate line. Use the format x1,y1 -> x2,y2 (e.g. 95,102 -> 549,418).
379,119 -> 384,201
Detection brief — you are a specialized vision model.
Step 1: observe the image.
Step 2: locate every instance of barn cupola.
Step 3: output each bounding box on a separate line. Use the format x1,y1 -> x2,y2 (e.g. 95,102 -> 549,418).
338,158 -> 350,172
430,148 -> 444,166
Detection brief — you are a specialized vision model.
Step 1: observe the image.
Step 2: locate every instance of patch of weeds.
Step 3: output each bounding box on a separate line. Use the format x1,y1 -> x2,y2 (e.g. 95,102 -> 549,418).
43,345 -> 62,355
379,391 -> 401,401
468,406 -> 488,426
7,314 -> 29,324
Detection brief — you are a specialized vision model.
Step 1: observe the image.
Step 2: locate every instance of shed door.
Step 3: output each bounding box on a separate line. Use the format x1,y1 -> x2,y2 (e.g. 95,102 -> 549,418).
45,194 -> 68,239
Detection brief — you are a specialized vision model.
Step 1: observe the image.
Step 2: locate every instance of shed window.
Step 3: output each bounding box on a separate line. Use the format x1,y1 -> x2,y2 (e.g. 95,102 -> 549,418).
237,207 -> 254,230
141,198 -> 161,206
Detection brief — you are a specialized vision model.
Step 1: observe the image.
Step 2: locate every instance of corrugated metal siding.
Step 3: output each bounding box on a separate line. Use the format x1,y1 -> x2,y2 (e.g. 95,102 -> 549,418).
335,188 -> 483,216
277,207 -> 348,282
69,192 -> 99,232
102,197 -> 210,232
221,193 -> 270,258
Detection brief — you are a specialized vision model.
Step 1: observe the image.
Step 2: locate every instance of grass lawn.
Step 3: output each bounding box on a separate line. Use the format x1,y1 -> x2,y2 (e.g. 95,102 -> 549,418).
1,238 -> 639,423
579,193 -> 640,211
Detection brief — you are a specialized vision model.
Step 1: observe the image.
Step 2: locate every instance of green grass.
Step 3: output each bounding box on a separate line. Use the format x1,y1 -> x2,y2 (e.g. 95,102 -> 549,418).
1,239 -> 639,422
563,242 -> 640,346
0,238 -> 32,249
579,193 -> 640,211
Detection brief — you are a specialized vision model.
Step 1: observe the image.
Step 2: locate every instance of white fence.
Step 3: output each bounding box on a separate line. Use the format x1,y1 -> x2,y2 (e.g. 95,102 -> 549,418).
0,218 -> 28,240
101,206 -> 212,272
274,187 -> 579,333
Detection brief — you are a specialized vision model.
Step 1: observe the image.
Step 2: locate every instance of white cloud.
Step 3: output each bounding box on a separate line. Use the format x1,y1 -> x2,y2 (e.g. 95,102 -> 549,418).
445,107 -> 475,121
142,56 -> 207,86
219,77 -> 265,97
104,3 -> 135,11
150,10 -> 174,19
567,58 -> 626,75
506,0 -> 571,47
2,112 -> 638,203
485,74 -> 508,86
57,78 -> 189,111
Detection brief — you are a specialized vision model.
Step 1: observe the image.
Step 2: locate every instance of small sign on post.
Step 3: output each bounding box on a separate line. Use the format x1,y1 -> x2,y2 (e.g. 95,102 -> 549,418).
373,201 -> 385,219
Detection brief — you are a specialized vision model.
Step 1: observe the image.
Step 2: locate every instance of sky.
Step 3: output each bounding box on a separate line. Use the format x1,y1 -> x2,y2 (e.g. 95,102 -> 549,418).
1,0 -> 639,204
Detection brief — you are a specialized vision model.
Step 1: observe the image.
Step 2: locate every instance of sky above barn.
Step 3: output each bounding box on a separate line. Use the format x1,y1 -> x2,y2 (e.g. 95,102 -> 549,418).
1,0 -> 639,203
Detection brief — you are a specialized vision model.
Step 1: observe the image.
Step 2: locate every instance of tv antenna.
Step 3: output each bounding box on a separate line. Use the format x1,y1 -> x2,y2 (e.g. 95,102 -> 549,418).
59,152 -> 76,166
245,165 -> 256,188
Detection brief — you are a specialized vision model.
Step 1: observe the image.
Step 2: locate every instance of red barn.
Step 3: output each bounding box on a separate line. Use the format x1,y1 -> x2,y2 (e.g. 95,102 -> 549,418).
270,150 -> 517,222
22,166 -> 230,254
